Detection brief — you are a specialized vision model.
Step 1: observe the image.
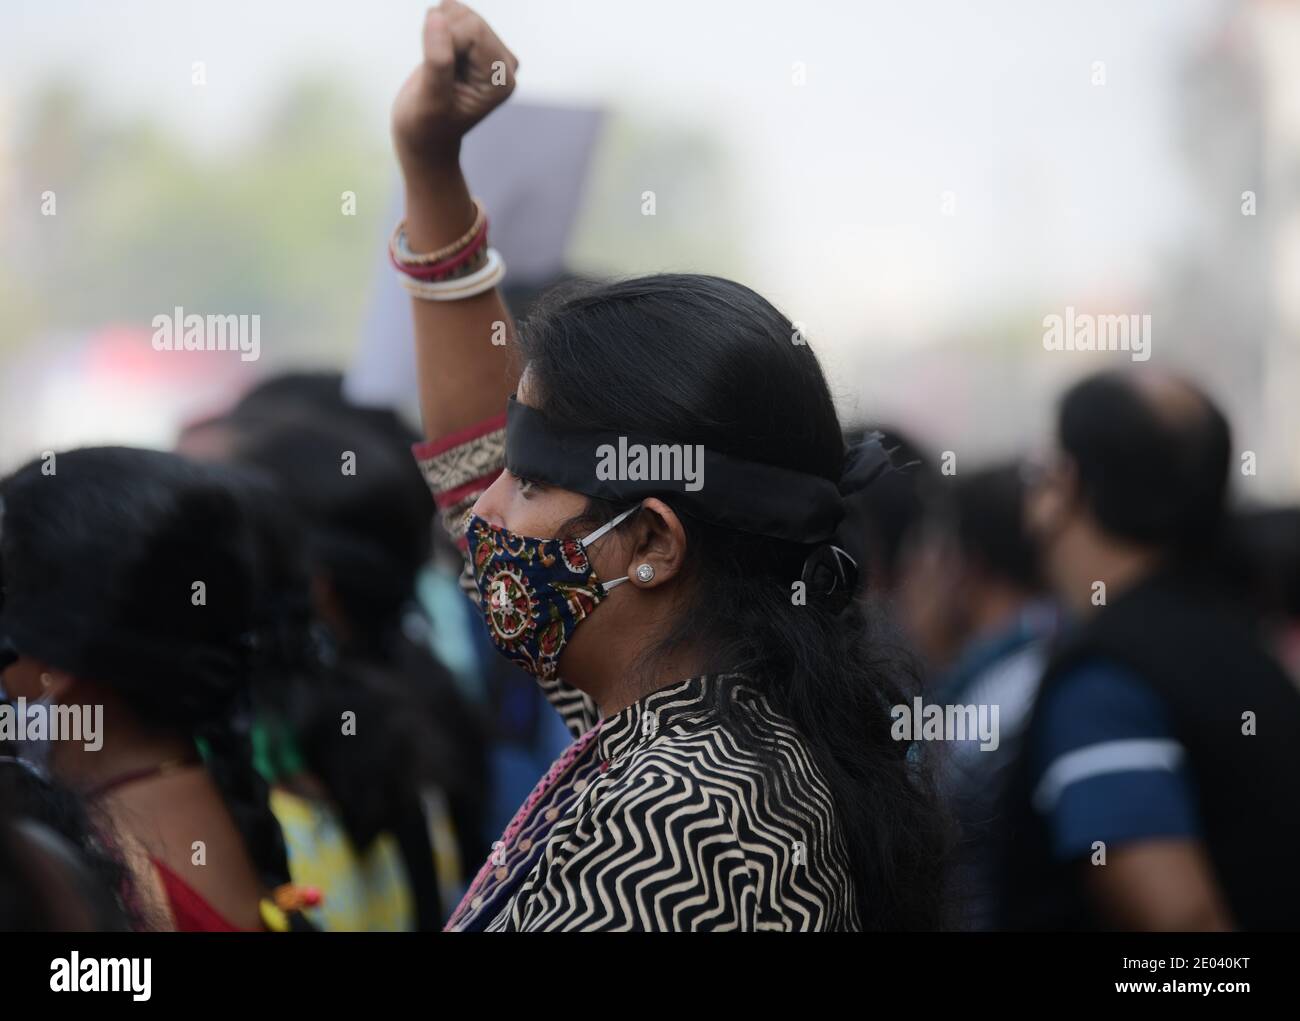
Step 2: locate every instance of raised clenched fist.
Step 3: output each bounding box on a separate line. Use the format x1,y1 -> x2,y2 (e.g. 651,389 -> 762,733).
392,1 -> 519,171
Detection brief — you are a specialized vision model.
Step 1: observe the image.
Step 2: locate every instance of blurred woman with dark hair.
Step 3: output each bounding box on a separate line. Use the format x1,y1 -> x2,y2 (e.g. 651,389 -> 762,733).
0,448 -> 315,930
226,419 -> 489,928
385,2 -> 951,931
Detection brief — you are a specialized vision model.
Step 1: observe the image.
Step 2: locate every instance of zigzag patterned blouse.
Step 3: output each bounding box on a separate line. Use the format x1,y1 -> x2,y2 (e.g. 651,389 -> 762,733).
414,414 -> 859,931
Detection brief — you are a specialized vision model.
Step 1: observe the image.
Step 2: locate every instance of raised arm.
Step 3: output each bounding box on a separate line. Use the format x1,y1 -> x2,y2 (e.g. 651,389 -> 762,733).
392,1 -> 520,442
391,6 -> 601,740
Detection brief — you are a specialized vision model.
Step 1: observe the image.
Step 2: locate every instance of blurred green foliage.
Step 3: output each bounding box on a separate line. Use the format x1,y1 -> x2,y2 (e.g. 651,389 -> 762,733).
1,76 -> 388,364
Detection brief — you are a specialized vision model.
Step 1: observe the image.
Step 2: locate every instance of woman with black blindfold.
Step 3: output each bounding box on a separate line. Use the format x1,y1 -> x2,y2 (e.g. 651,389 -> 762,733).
390,1 -> 950,931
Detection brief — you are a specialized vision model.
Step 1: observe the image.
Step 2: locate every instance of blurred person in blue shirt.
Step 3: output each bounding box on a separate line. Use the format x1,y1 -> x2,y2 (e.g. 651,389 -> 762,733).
1000,370 -> 1300,930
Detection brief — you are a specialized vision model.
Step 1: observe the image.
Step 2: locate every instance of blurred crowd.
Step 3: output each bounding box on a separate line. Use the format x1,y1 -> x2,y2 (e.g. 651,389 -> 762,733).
853,372 -> 1300,929
1,356 -> 1297,931
0,369 -> 574,930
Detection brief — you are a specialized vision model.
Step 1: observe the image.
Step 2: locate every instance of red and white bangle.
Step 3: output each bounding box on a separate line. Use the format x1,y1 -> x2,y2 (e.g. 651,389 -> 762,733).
389,197 -> 504,300
390,217 -> 489,281
397,247 -> 506,301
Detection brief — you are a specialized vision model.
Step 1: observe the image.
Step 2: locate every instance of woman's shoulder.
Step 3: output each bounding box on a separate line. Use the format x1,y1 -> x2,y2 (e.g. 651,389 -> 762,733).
598,720 -> 856,931
615,697 -> 837,825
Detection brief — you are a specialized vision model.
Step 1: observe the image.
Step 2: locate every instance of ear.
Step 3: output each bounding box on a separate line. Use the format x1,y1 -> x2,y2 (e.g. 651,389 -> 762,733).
621,498 -> 688,589
38,664 -> 77,700
1025,456 -> 1078,540
1,657 -> 75,701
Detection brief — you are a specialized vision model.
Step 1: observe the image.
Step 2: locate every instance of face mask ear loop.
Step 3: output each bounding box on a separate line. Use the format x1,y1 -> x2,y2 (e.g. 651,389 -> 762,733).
579,504 -> 642,591
578,503 -> 641,549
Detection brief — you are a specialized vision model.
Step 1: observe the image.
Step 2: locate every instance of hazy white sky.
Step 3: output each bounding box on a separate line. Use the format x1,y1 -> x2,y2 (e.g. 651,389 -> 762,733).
1,0 -> 1226,370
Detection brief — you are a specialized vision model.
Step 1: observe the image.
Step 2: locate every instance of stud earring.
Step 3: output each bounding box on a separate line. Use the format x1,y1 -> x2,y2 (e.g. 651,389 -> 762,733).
635,564 -> 655,583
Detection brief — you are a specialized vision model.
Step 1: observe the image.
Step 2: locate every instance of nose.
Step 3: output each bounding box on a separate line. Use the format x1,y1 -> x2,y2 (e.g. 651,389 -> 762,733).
469,470 -> 512,529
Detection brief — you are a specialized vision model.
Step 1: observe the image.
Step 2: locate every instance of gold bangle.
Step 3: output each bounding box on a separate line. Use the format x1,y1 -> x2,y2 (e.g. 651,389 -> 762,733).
391,197 -> 486,266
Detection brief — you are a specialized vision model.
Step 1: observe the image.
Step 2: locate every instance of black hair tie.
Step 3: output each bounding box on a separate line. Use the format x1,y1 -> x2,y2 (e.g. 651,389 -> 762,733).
800,544 -> 859,615
798,431 -> 906,613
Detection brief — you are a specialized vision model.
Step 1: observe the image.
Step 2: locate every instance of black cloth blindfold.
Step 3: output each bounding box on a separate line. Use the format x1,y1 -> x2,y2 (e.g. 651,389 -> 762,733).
505,396 -> 895,543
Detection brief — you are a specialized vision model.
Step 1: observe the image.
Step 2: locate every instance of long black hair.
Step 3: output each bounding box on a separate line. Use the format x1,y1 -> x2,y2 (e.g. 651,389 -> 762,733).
517,273 -> 953,930
0,447 -> 304,925
224,419 -> 489,907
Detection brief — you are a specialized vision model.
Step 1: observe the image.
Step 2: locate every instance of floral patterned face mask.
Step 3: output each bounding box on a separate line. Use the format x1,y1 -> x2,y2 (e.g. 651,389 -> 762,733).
464,504 -> 640,680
